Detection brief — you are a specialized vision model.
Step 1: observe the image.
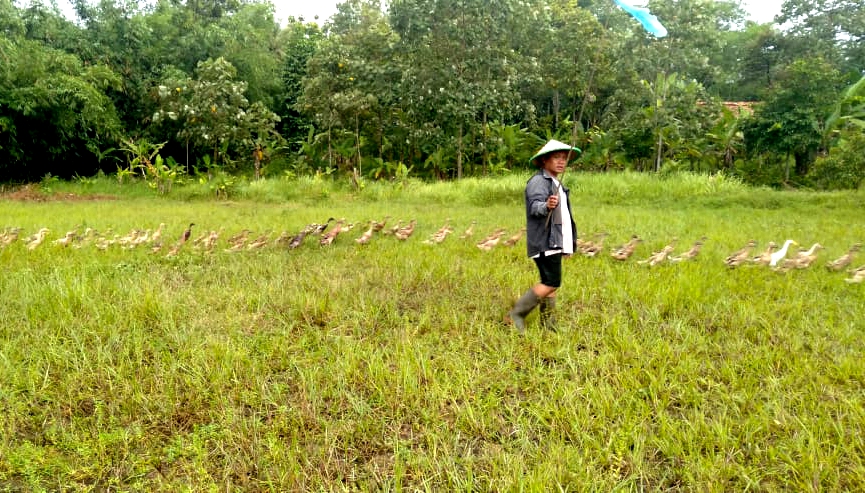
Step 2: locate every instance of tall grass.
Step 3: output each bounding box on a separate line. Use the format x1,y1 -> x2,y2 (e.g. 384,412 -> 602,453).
1,172 -> 864,490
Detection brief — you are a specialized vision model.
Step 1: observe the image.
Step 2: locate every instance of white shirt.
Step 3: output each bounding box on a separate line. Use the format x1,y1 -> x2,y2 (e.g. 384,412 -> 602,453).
556,177 -> 574,255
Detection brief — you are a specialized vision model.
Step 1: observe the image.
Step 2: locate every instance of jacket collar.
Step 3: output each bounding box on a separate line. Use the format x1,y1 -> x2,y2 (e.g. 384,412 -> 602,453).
538,168 -> 568,191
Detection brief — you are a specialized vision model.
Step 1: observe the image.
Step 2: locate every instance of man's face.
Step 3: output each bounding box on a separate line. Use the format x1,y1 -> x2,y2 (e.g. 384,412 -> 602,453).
543,151 -> 569,176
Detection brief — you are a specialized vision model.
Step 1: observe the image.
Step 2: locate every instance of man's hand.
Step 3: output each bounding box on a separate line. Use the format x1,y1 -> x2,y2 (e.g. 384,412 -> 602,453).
546,195 -> 558,210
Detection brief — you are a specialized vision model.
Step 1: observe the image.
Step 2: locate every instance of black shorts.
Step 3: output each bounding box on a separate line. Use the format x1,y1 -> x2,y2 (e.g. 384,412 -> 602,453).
533,253 -> 562,288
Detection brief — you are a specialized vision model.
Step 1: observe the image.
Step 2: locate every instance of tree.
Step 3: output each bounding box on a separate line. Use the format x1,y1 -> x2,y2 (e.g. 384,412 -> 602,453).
71,0 -> 158,132
389,0 -> 529,178
154,57 -> 280,171
276,19 -> 323,155
742,58 -> 845,180
0,32 -> 123,180
618,0 -> 745,90
299,0 -> 400,176
778,0 -> 865,73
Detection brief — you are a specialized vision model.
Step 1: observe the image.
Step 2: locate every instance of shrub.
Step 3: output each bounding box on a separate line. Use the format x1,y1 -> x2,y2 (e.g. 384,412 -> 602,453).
807,133 -> 865,190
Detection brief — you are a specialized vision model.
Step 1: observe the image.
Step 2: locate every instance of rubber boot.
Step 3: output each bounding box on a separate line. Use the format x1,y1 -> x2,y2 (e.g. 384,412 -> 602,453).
507,289 -> 540,333
539,297 -> 557,331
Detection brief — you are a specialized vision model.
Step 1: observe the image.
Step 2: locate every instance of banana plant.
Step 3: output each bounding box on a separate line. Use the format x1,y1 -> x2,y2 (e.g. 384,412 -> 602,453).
824,75 -> 865,148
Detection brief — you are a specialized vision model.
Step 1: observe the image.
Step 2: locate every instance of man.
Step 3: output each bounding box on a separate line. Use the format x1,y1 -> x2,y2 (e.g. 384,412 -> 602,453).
506,139 -> 579,332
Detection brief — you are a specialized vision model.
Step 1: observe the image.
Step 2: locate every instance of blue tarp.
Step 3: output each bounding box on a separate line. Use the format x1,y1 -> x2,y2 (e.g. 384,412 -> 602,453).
613,0 -> 668,38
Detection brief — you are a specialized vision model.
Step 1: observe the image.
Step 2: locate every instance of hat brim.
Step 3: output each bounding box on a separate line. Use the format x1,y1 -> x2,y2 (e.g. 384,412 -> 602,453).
530,140 -> 581,166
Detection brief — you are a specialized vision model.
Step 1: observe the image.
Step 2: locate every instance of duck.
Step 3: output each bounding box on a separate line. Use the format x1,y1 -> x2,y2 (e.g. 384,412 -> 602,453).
826,243 -> 861,272
845,265 -> 865,284
768,239 -> 798,267
224,240 -> 246,253
637,239 -> 677,267
724,240 -> 757,268
202,230 -> 220,253
273,231 -> 291,247
580,232 -> 609,257
423,219 -> 453,245
371,216 -> 389,233
355,222 -> 375,245
459,221 -> 476,239
320,219 -> 346,246
476,228 -> 506,251
190,232 -> 209,250
288,228 -> 310,250
310,218 -> 335,236
26,228 -> 50,250
96,232 -> 120,250
181,223 -> 195,243
751,241 -> 778,266
73,228 -> 96,249
502,227 -> 526,247
52,230 -> 77,247
394,219 -> 416,241
227,229 -> 251,245
610,235 -> 643,261
0,227 -> 21,247
669,237 -> 707,262
165,243 -> 182,258
117,229 -> 140,249
789,243 -> 824,270
246,233 -> 270,250
149,223 -> 166,245
384,220 -> 402,236
132,229 -> 152,247
424,228 -> 452,244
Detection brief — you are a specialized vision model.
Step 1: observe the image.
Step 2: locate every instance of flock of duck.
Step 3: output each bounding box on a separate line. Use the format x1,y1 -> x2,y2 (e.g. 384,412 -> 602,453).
1,221 -> 863,283
587,233 -> 863,283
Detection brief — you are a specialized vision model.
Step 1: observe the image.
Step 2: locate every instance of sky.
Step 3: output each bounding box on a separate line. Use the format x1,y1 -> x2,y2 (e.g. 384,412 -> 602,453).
275,0 -> 785,25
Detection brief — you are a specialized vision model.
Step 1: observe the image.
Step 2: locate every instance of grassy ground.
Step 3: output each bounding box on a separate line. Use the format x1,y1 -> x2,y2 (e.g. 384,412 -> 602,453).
1,173 -> 863,491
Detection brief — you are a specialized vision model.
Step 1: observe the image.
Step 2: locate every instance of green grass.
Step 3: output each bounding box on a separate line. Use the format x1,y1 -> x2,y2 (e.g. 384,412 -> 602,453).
1,172 -> 864,491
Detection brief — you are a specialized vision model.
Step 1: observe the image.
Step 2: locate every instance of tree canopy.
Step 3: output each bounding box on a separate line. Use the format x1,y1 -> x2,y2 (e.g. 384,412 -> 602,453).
0,0 -> 862,189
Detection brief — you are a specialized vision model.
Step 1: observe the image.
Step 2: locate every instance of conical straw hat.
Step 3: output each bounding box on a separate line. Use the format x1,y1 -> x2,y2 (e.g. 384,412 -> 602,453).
529,139 -> 581,166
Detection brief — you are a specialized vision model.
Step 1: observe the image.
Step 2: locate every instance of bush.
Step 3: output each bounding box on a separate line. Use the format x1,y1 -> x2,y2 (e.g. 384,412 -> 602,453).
807,133 -> 865,190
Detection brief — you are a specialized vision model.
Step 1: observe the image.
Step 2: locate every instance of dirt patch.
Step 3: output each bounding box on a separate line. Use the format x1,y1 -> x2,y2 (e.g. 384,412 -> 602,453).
0,184 -> 117,202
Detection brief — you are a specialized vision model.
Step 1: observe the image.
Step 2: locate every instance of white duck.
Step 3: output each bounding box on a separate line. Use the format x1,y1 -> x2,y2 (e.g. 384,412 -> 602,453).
769,239 -> 798,267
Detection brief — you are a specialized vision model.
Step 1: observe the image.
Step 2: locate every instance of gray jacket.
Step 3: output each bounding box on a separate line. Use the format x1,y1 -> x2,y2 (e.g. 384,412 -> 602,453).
524,169 -> 577,257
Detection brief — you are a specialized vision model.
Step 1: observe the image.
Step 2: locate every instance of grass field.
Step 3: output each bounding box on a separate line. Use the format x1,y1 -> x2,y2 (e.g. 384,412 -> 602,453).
1,173 -> 864,491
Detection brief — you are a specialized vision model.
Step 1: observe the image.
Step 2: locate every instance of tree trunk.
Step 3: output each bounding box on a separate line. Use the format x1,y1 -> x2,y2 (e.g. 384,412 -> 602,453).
457,125 -> 463,180
553,90 -> 560,130
482,112 -> 487,176
327,122 -> 333,170
253,147 -> 262,180
355,113 -> 362,177
794,149 -> 815,176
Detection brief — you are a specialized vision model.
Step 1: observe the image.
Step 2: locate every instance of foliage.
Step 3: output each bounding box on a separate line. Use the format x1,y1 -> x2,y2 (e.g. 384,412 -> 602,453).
824,75 -> 865,145
807,131 -> 865,190
778,0 -> 865,73
276,19 -> 323,154
0,0 -> 862,186
0,34 -> 123,180
153,57 -> 281,171
741,58 -> 845,180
